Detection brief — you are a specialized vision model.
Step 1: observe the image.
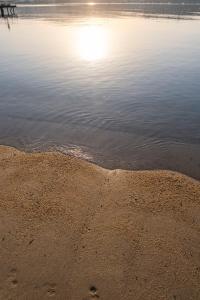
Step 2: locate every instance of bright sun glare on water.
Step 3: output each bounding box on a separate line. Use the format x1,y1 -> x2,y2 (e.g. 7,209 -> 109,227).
75,24 -> 108,61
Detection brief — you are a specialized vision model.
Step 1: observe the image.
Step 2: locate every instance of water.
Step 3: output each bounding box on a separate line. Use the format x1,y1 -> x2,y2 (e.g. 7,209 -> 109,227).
0,4 -> 200,178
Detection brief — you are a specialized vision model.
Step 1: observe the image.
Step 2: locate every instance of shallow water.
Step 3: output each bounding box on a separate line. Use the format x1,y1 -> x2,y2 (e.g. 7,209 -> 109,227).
0,4 -> 200,178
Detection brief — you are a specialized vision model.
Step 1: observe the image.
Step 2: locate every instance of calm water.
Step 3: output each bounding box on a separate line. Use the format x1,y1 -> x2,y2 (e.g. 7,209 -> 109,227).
0,4 -> 200,178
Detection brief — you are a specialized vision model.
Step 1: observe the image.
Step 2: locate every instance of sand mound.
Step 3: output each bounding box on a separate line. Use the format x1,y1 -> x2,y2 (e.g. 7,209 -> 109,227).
0,145 -> 200,300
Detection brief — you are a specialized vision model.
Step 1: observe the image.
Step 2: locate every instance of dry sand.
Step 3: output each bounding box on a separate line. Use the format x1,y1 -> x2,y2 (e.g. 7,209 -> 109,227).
0,145 -> 200,300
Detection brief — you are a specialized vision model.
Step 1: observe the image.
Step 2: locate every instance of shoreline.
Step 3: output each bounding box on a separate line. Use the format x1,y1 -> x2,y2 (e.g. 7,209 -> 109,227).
0,145 -> 200,299
2,142 -> 200,180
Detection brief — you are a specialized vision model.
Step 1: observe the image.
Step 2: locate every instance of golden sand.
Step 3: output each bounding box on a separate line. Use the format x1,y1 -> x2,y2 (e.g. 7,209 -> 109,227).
0,145 -> 200,299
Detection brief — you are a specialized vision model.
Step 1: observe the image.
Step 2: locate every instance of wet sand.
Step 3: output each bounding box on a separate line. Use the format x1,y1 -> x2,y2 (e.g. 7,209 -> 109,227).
0,145 -> 200,300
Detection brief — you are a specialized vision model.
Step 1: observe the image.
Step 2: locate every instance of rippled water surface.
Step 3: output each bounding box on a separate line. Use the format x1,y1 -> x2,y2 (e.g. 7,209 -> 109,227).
0,4 -> 200,178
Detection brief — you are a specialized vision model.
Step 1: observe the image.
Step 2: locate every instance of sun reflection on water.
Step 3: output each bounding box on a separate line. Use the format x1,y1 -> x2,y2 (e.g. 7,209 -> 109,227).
74,22 -> 108,61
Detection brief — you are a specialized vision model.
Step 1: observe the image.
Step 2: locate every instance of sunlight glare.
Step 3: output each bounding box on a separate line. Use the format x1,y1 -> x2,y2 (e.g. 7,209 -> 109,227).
75,24 -> 108,61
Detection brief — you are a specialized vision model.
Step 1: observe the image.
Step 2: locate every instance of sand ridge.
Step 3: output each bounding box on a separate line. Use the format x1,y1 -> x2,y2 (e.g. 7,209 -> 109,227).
0,145 -> 200,300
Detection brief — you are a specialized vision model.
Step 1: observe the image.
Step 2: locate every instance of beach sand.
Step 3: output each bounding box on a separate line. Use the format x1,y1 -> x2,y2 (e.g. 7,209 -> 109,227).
0,145 -> 200,300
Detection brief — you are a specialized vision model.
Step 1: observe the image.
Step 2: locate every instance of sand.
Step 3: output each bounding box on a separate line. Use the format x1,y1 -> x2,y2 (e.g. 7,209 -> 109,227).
0,145 -> 200,300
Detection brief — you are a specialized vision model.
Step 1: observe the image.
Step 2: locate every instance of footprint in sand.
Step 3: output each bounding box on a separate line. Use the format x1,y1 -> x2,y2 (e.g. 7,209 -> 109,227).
89,286 -> 99,298
46,283 -> 56,297
8,268 -> 18,288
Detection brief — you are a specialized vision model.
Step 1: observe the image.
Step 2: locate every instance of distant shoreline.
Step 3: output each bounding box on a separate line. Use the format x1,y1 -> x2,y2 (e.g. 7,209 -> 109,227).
16,1 -> 200,5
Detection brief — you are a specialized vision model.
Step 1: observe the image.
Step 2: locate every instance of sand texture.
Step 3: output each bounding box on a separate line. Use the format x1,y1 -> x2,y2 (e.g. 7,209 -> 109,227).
0,145 -> 200,300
